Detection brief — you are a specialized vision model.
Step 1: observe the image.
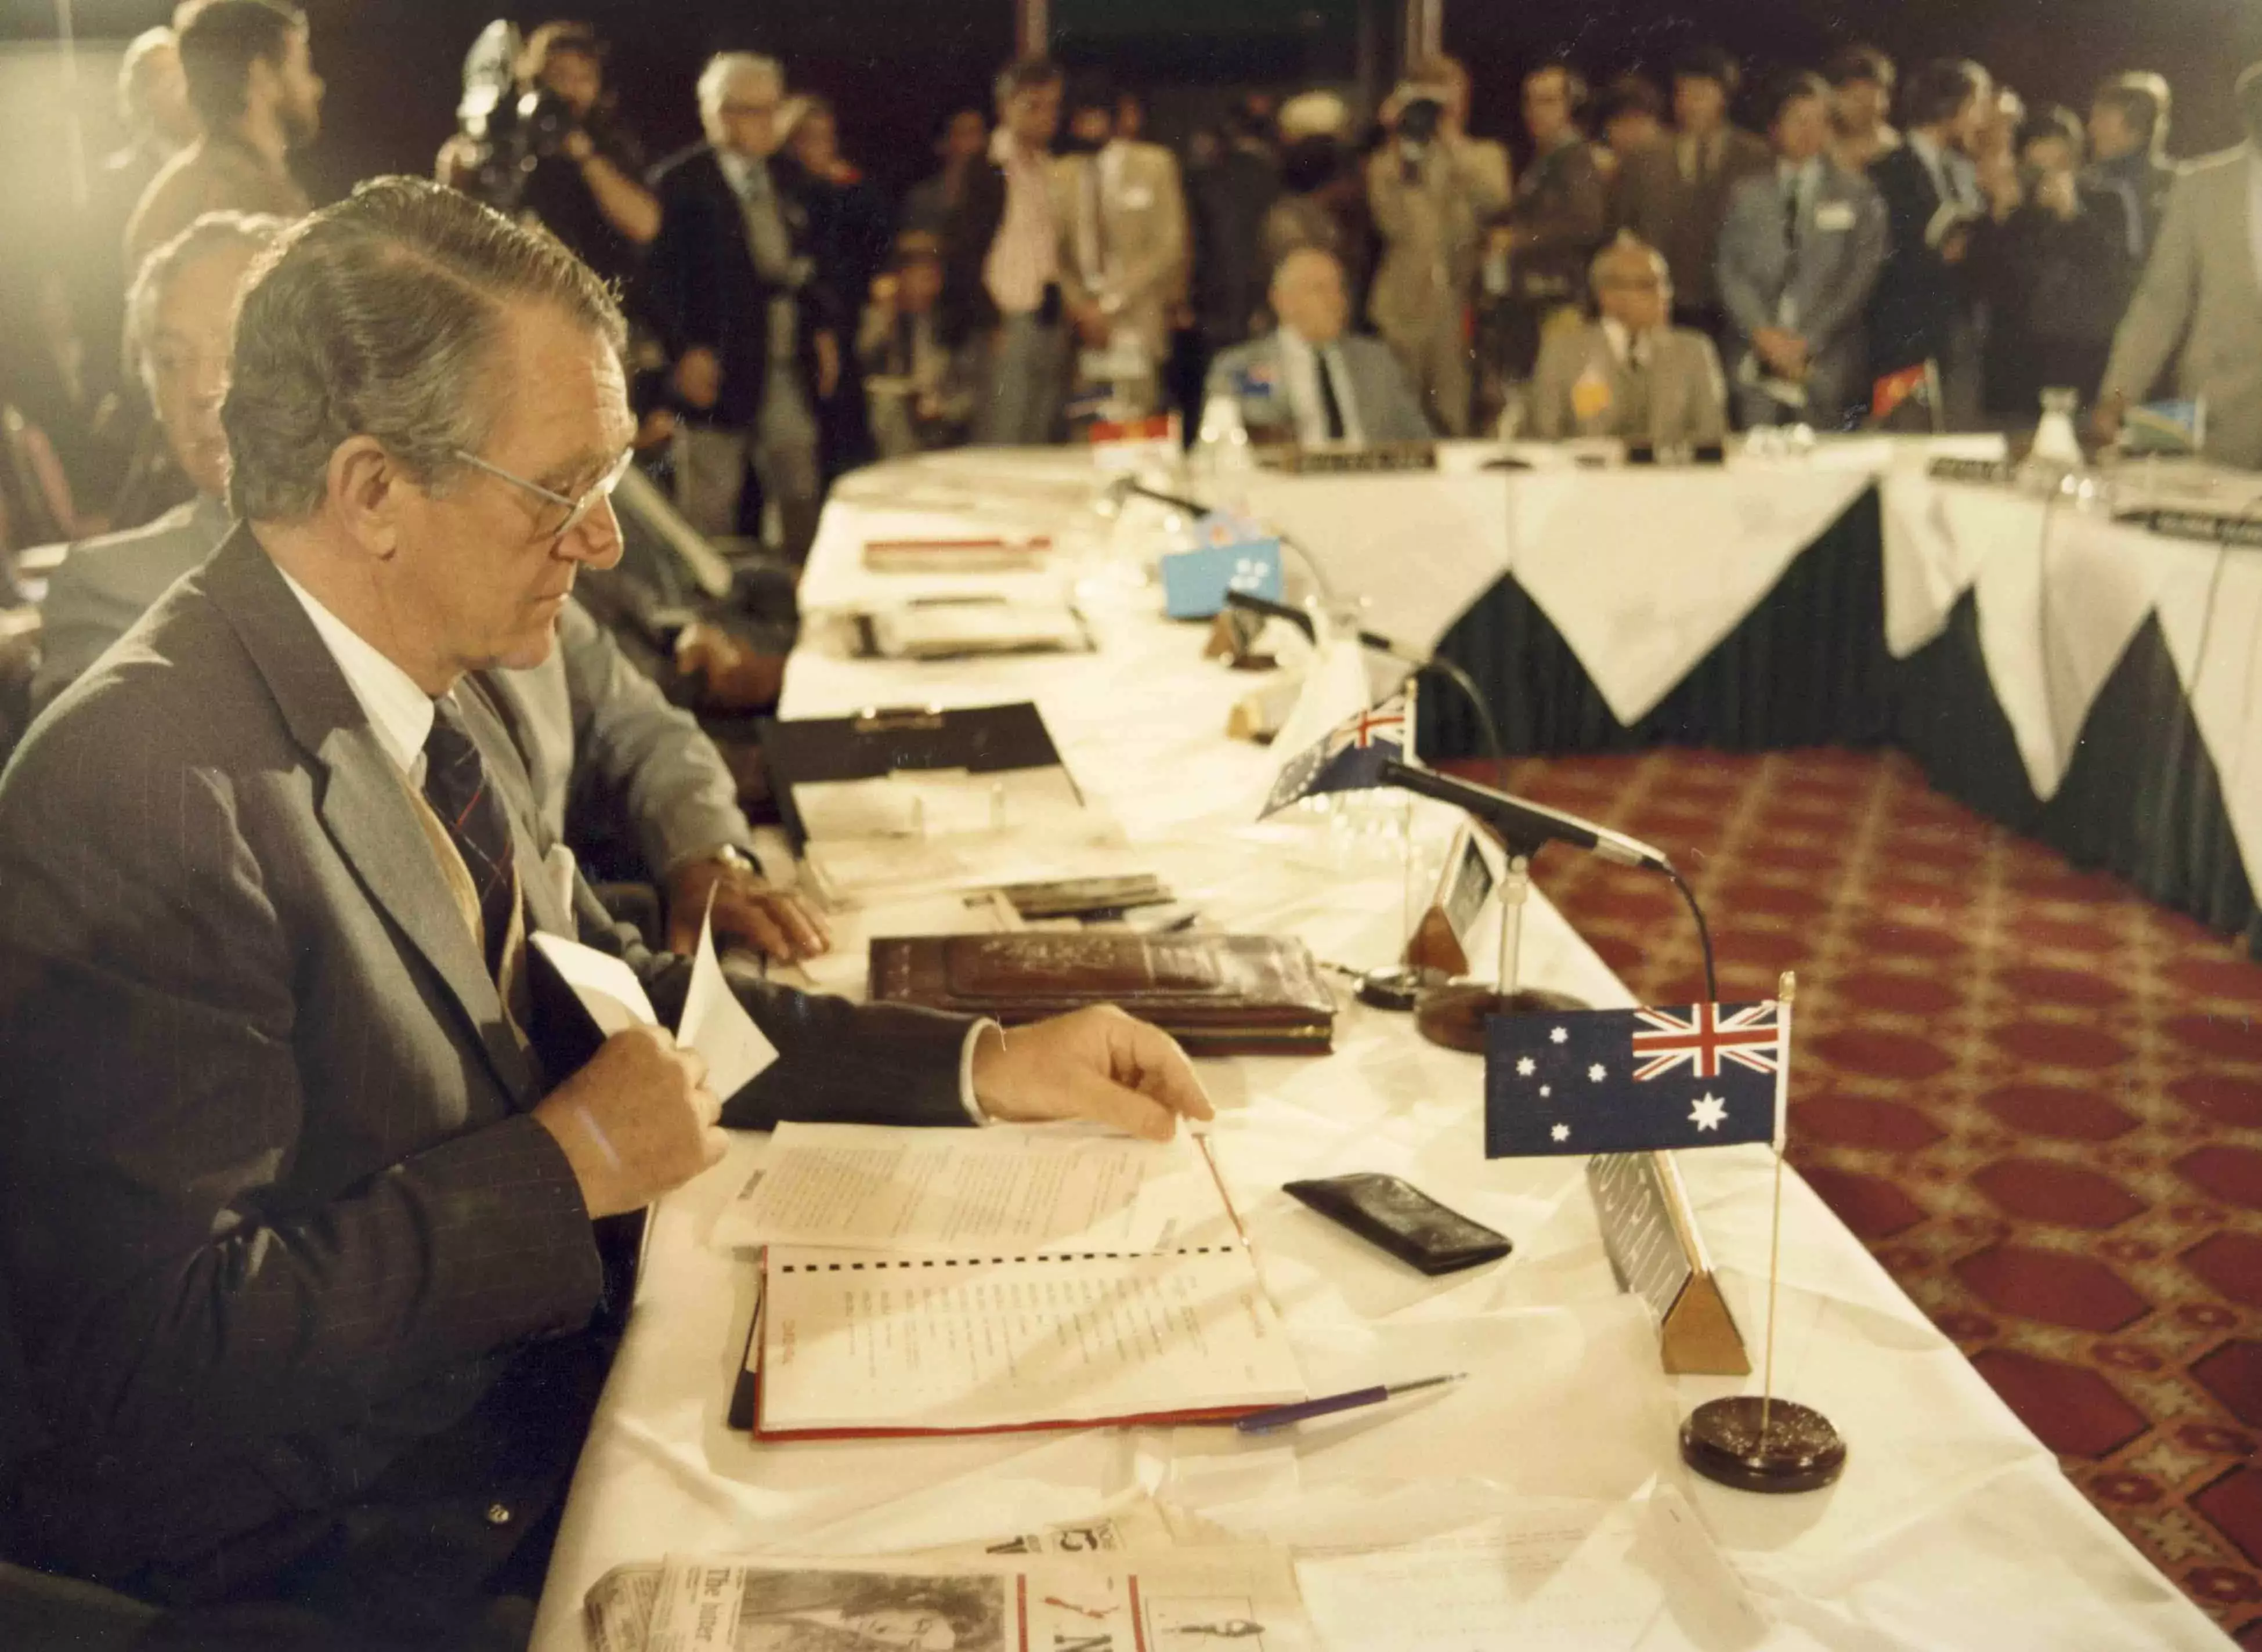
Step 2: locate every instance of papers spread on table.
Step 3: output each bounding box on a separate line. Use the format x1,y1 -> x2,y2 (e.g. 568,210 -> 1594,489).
714,1122 -> 1239,1256
528,903 -> 778,1099
859,597 -> 1092,660
584,1543 -> 1315,1652
794,765 -> 1090,844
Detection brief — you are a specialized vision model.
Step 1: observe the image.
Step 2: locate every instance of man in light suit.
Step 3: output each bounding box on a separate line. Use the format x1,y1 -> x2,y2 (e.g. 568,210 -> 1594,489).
0,181 -> 1210,1641
1204,248 -> 1433,446
34,211 -> 828,964
1530,234 -> 1727,447
2097,64 -> 2262,469
1717,71 -> 1888,430
1050,80 -> 1190,417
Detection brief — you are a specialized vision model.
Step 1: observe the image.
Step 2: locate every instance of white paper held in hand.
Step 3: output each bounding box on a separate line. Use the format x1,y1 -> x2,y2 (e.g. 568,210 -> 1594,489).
676,891 -> 779,1100
525,931 -> 659,1037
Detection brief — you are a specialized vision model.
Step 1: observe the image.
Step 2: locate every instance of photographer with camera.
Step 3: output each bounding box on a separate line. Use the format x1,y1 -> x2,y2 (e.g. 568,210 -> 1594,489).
439,20 -> 657,289
1365,55 -> 1510,435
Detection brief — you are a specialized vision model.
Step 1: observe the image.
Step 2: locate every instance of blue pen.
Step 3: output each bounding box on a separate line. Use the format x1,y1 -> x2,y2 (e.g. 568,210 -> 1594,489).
1234,1372 -> 1467,1435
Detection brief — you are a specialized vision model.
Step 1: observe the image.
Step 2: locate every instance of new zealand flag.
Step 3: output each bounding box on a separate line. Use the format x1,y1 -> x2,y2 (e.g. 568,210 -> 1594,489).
1485,1001 -> 1788,1158
1260,694 -> 1410,818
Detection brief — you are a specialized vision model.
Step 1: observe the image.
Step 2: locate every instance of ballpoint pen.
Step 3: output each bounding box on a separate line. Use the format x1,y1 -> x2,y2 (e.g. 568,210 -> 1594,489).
1233,1372 -> 1467,1434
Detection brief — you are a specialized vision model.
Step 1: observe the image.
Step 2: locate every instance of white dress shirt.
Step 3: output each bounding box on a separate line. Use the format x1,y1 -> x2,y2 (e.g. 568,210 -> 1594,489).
1599,315 -> 1653,370
1274,326 -> 1366,444
984,126 -> 1059,316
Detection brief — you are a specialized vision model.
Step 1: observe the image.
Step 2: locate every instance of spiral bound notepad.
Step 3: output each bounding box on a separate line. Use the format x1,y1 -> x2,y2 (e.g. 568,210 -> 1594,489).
752,1241 -> 1306,1440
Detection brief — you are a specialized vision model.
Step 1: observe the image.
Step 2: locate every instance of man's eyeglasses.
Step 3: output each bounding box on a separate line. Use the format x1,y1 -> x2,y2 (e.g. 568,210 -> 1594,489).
453,446 -> 634,543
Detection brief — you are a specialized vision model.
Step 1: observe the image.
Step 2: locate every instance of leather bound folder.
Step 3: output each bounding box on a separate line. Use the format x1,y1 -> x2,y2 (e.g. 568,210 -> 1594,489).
868,932 -> 1336,1055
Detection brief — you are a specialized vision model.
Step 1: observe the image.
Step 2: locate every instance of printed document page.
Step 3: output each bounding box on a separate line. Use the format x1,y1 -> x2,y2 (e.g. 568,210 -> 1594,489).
714,1122 -> 1238,1256
757,1242 -> 1303,1436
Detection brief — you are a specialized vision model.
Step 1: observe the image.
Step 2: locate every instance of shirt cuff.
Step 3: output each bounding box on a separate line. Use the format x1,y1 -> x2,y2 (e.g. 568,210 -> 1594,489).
958,1019 -> 1000,1125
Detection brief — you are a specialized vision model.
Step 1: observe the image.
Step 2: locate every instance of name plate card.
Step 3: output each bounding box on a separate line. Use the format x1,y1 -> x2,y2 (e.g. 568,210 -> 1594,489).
2119,508 -> 2262,550
1925,456 -> 2017,487
1265,441 -> 1440,475
1404,821 -> 1498,978
1586,1151 -> 1750,1376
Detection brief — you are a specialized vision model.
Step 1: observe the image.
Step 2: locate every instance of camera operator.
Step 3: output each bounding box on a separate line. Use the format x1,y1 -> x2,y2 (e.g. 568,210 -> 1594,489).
439,20 -> 658,288
1366,57 -> 1510,435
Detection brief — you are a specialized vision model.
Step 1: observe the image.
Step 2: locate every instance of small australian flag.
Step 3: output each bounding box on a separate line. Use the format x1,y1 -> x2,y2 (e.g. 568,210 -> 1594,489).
1260,694 -> 1410,818
1485,1001 -> 1788,1158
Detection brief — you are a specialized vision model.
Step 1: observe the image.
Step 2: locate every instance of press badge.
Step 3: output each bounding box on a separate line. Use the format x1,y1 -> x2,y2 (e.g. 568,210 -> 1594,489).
1814,201 -> 1856,233
1571,366 -> 1614,422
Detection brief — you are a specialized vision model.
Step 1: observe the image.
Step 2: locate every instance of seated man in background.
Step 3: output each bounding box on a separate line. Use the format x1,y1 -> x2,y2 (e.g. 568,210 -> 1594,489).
1716,71 -> 1887,429
30,211 -> 828,964
0,178 -> 1210,1644
1530,233 -> 1727,446
858,230 -> 977,458
1205,246 -> 1433,445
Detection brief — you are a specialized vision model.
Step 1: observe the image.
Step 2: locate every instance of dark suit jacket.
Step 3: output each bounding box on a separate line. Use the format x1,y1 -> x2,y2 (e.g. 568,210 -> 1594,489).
1864,142 -> 1992,377
0,527 -> 970,1608
938,158 -> 1010,349
643,143 -> 836,431
1611,128 -> 1773,310
1504,135 -> 1610,305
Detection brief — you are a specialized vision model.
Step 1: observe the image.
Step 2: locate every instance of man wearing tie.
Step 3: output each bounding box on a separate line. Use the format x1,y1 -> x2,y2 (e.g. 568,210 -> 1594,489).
1864,59 -> 2002,429
1717,71 -> 1888,429
1529,234 -> 1728,447
0,179 -> 1211,1642
1204,247 -> 1434,446
1049,79 -> 1190,418
645,53 -> 840,559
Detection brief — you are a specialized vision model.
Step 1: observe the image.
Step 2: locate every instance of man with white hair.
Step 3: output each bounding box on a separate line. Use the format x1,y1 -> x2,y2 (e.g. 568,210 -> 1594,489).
1529,233 -> 1727,446
645,52 -> 839,559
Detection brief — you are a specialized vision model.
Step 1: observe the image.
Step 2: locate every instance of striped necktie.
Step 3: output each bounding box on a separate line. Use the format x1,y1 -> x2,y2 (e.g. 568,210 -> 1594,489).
422,697 -> 518,982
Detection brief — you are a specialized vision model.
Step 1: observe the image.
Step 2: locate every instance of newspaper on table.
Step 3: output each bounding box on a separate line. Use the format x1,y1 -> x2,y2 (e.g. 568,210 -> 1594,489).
584,1535 -> 1311,1652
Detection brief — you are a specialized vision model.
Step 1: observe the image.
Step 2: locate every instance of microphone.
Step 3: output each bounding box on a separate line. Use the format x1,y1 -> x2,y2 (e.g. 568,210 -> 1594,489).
1223,589 -> 1413,661
1376,759 -> 1671,873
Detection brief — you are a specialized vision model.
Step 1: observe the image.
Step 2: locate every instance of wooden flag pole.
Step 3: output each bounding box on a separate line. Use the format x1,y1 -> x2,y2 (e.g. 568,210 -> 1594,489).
1760,971 -> 1795,1444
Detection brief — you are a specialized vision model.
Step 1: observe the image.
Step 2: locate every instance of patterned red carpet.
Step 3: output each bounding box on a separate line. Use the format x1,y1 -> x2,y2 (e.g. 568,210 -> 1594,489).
1477,746 -> 2262,1644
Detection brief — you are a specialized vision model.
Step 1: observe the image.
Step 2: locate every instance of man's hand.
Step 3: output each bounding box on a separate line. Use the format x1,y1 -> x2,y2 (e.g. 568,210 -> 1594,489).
1752,327 -> 1809,377
1939,225 -> 1971,266
1069,299 -> 1112,349
2091,391 -> 2127,449
562,127 -> 597,165
674,346 -> 723,410
814,330 -> 843,399
532,1025 -> 724,1219
666,852 -> 832,962
2037,171 -> 2079,221
673,621 -> 785,710
971,1006 -> 1215,1142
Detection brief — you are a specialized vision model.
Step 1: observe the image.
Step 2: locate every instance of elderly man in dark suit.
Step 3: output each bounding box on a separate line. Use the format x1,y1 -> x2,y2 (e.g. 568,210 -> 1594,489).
0,178 -> 1208,1644
1205,247 -> 1433,444
1717,71 -> 1888,429
645,52 -> 839,561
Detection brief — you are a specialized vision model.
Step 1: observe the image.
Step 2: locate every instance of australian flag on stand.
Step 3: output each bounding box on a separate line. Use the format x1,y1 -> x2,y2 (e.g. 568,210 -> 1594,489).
1486,1001 -> 1789,1158
1260,693 -> 1411,818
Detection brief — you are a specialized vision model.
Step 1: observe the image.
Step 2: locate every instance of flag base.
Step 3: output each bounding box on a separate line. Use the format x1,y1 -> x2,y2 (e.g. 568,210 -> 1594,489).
1417,983 -> 1589,1053
1679,1396 -> 1845,1494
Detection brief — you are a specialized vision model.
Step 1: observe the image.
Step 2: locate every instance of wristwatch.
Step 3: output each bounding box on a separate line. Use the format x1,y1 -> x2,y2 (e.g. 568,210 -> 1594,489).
707,844 -> 761,880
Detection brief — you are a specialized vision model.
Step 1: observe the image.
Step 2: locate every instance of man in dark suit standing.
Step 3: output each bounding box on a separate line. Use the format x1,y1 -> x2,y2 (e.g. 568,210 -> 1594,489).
1864,59 -> 2004,429
1611,46 -> 1771,342
2084,73 -> 2178,265
940,57 -> 1071,445
644,53 -> 839,561
0,178 -> 1208,1643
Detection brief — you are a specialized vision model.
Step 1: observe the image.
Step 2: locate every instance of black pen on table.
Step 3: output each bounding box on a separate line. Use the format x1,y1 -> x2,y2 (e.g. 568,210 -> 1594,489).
1233,1372 -> 1466,1434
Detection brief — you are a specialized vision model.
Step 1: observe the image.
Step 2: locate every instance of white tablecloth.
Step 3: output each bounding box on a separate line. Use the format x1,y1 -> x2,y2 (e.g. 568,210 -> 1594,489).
530,453 -> 2228,1651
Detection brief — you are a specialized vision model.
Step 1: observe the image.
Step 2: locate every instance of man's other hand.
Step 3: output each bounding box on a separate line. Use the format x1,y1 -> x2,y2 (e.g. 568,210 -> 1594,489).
532,1025 -> 724,1219
674,346 -> 723,410
673,621 -> 786,710
666,853 -> 832,962
970,1006 -> 1215,1142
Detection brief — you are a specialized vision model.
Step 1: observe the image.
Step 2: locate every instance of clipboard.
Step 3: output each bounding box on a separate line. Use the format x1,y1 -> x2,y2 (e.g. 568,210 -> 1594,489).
757,702 -> 1082,850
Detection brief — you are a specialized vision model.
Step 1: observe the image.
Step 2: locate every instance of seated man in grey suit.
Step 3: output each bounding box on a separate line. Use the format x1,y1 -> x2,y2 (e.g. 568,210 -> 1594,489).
1529,233 -> 1728,447
33,211 -> 827,964
1203,246 -> 1434,445
2097,61 -> 2262,469
0,179 -> 1210,1642
1717,71 -> 1888,430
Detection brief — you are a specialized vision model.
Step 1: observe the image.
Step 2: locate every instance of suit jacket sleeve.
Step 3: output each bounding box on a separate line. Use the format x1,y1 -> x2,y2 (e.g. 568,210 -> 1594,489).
937,164 -> 1005,348
30,546 -> 144,712
1513,144 -> 1607,265
1714,181 -> 1773,341
1802,179 -> 1889,348
0,717 -> 604,1456
1357,339 -> 1438,442
556,599 -> 751,876
2101,170 -> 2200,406
1529,331 -> 1574,440
1687,335 -> 1729,445
565,876 -> 975,1133
642,167 -> 711,359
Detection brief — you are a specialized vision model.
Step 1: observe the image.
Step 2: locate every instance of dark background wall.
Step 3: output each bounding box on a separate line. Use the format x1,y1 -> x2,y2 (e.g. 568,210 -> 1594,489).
0,0 -> 2250,273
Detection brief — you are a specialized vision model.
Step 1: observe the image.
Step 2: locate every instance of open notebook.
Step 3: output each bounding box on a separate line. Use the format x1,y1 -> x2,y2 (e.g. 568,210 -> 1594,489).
720,1123 -> 1306,1440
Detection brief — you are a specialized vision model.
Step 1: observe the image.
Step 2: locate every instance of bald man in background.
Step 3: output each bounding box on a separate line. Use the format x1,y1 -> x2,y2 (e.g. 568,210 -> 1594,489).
1529,234 -> 1726,446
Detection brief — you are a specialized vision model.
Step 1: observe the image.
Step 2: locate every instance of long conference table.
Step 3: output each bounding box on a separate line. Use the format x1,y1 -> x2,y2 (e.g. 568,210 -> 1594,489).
529,447 -> 2230,1650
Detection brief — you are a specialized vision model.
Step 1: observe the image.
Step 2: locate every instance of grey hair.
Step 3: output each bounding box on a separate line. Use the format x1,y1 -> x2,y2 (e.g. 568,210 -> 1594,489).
222,175 -> 626,523
124,211 -> 287,395
698,52 -> 782,141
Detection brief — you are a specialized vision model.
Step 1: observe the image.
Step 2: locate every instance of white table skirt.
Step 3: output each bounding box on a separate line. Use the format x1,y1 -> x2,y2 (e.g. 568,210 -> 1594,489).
530,453 -> 2228,1651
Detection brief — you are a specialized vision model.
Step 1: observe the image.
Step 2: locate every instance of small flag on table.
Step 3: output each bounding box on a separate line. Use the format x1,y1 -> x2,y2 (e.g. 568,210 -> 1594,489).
1486,1001 -> 1788,1158
1261,692 -> 1410,818
2123,397 -> 2206,455
1869,361 -> 1941,430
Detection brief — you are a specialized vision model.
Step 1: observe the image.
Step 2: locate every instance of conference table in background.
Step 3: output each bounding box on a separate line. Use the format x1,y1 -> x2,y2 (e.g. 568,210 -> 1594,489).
529,449 -> 2230,1651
